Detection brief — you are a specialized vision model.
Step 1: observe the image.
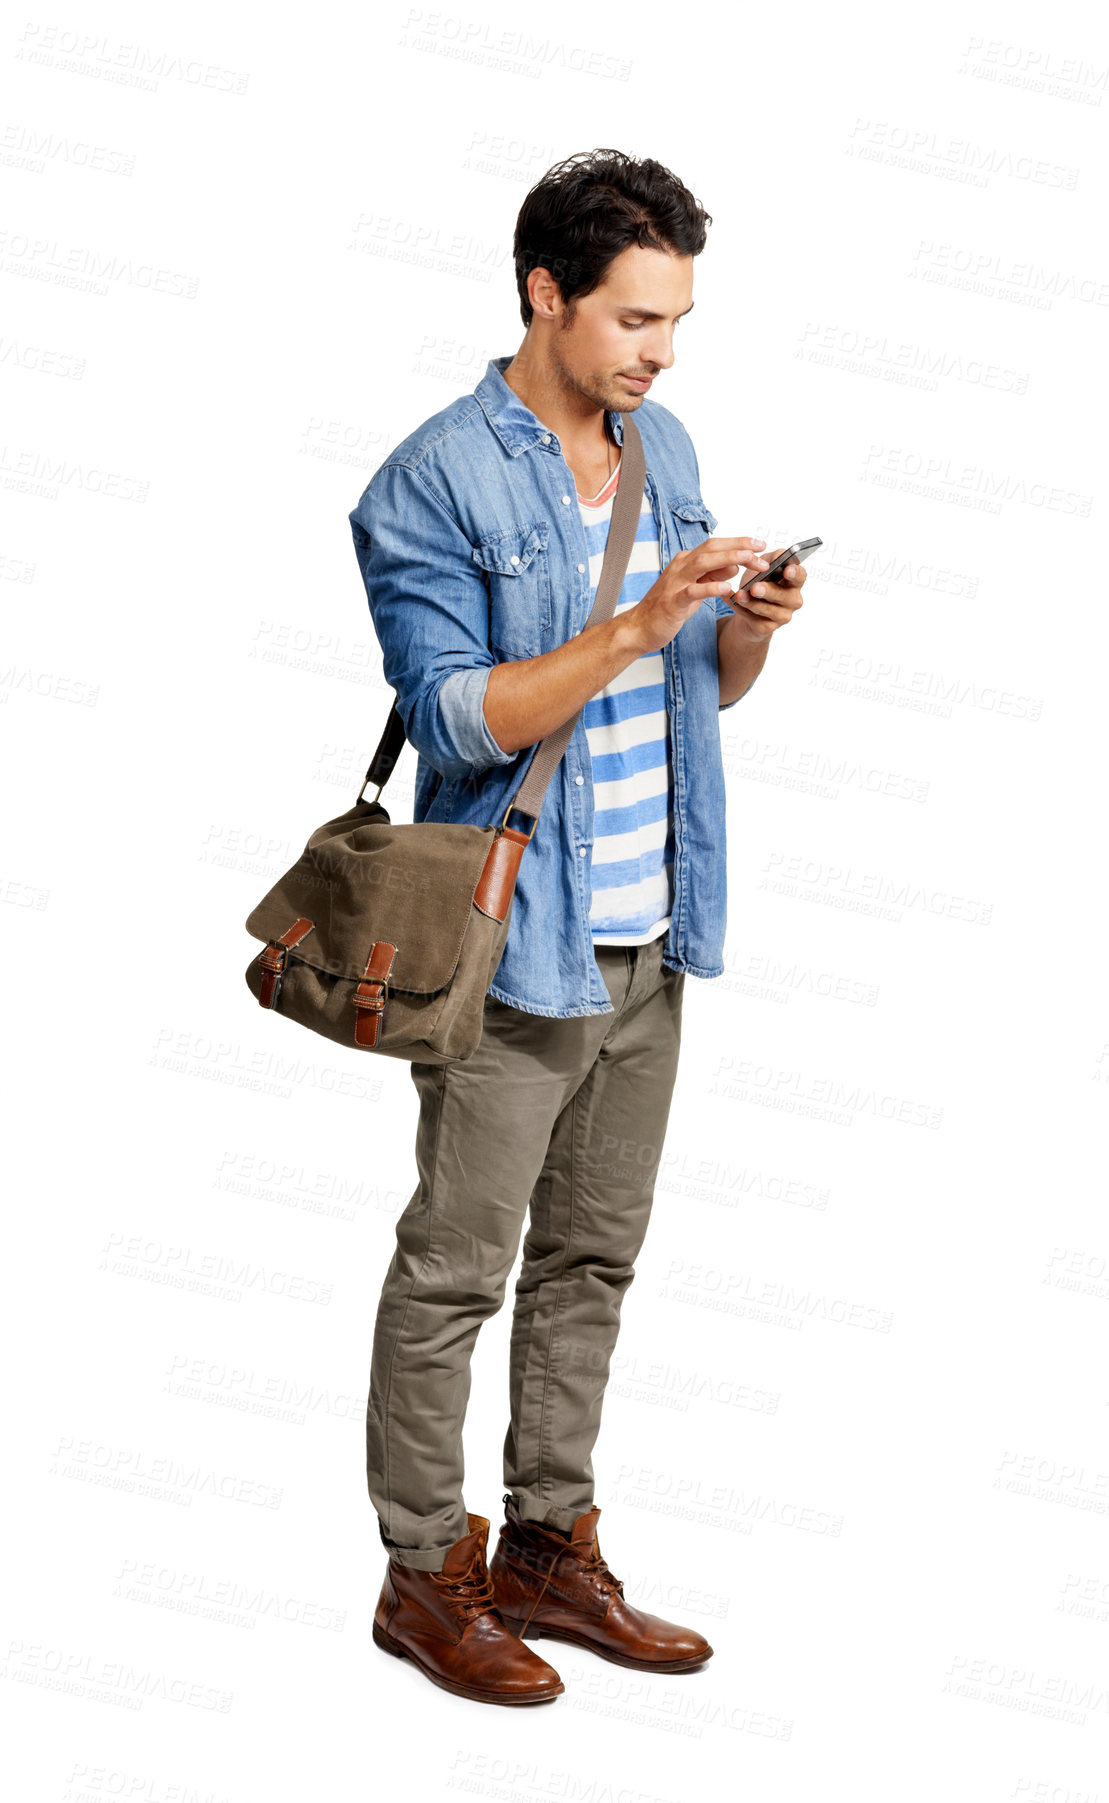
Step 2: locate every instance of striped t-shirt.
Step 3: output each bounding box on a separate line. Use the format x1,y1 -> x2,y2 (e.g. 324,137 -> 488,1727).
577,455 -> 674,946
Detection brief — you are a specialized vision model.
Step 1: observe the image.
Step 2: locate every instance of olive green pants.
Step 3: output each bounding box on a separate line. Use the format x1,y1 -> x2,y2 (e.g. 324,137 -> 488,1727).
366,933 -> 685,1569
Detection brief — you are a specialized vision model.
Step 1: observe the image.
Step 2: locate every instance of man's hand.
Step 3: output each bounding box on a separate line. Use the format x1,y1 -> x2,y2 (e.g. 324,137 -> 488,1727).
627,537 -> 771,655
716,545 -> 808,644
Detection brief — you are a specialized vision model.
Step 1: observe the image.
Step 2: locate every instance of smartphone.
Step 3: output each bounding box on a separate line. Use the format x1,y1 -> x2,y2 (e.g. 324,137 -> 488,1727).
736,536 -> 823,592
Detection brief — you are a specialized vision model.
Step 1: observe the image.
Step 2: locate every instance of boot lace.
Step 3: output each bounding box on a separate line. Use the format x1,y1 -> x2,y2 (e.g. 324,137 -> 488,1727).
572,1537 -> 625,1598
510,1529 -> 624,1637
429,1559 -> 497,1627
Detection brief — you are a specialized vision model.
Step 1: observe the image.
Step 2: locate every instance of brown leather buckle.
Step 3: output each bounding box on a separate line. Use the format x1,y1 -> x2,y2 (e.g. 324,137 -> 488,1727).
353,941 -> 397,1048
257,917 -> 315,1011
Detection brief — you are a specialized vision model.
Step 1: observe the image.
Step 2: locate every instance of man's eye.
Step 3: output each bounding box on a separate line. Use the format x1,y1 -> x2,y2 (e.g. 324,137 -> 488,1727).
620,321 -> 642,331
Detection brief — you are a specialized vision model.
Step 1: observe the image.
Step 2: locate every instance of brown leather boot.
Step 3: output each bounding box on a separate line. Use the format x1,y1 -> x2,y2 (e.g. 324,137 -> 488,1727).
489,1494 -> 713,1673
372,1512 -> 564,1705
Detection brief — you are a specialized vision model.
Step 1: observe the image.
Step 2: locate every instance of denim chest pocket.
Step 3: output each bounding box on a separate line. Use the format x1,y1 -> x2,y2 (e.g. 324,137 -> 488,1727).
667,496 -> 722,609
471,520 -> 552,656
667,494 -> 719,551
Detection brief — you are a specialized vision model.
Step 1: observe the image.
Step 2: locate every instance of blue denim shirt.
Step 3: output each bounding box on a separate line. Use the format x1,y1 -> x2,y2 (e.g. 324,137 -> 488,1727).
348,355 -> 749,1018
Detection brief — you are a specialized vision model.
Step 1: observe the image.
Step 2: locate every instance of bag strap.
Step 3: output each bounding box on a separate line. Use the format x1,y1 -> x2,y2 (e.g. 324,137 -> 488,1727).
505,412 -> 645,828
358,412 -> 647,835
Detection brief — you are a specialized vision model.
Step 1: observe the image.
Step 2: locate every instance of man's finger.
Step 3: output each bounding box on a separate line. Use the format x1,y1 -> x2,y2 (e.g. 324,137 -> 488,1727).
697,537 -> 768,561
692,546 -> 768,576
739,587 -> 804,613
748,562 -> 807,599
732,596 -> 797,622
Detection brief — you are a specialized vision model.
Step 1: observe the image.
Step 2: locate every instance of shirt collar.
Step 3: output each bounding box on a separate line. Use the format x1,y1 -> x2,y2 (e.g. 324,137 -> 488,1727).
475,354 -> 625,457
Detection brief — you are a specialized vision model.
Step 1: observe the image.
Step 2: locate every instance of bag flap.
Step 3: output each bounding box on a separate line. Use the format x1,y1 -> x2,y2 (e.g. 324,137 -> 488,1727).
245,800 -> 500,993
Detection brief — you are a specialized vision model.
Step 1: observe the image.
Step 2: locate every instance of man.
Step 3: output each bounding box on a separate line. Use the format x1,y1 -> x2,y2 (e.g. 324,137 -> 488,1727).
348,149 -> 807,1706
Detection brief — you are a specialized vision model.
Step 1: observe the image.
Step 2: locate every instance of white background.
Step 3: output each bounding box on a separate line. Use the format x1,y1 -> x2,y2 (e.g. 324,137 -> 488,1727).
4,0 -> 1107,1798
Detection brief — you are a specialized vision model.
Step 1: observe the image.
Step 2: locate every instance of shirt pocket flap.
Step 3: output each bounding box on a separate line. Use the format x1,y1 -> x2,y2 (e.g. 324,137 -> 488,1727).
668,495 -> 719,532
471,521 -> 549,577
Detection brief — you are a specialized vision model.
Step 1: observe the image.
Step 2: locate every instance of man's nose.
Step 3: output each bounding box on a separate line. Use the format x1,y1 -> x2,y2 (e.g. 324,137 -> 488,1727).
646,333 -> 676,372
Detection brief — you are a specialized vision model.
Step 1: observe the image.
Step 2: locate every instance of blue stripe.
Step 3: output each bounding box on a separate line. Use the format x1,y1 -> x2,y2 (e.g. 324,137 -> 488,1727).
580,569 -> 657,607
592,906 -> 668,934
584,683 -> 665,730
581,504 -> 656,547
589,735 -> 668,783
593,787 -> 671,837
592,853 -> 674,904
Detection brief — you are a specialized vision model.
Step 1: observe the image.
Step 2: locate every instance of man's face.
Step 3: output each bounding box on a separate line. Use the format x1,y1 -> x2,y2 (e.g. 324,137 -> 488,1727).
539,243 -> 694,415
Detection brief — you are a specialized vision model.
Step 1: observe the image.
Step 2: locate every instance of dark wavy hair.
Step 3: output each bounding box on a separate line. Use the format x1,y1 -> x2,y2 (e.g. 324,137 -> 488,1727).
513,149 -> 712,329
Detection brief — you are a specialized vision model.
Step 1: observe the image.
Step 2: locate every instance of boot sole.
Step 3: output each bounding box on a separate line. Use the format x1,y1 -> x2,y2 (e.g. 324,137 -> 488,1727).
372,1618 -> 564,1705
499,1615 -> 713,1673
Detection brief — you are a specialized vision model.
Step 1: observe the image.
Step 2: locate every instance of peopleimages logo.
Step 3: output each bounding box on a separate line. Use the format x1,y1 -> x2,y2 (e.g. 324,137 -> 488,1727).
0,229 -> 199,298
846,117 -> 1079,189
911,238 -> 1109,308
15,23 -> 250,94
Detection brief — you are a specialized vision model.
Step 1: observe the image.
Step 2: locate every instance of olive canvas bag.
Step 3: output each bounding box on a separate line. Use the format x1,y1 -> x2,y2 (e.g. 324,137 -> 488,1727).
243,412 -> 645,1065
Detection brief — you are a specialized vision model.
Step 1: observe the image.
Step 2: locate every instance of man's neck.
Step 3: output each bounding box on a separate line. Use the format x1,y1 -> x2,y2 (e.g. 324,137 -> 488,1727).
501,347 -> 615,461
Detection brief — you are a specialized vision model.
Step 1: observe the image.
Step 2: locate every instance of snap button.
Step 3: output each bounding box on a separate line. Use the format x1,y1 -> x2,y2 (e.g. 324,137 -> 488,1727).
541,433 -> 551,444
575,775 -> 584,785
509,555 -> 520,565
577,563 -> 585,573
561,495 -> 571,505
578,846 -> 587,857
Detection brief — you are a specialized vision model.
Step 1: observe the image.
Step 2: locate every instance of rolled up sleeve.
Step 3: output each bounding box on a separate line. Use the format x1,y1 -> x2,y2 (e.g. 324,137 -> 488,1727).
349,462 -> 517,783
436,663 -> 512,770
